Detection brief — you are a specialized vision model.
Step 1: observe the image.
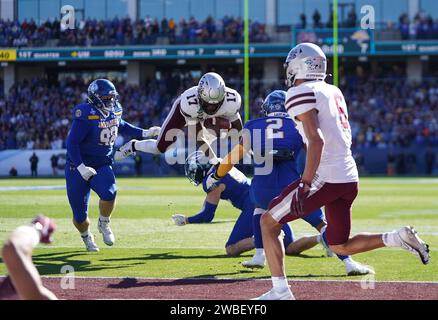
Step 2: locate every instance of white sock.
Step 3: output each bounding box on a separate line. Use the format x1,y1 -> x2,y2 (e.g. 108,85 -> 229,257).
80,230 -> 90,238
255,248 -> 265,258
343,257 -> 354,264
272,276 -> 289,291
316,234 -> 322,243
134,139 -> 160,155
99,215 -> 110,223
382,231 -> 400,247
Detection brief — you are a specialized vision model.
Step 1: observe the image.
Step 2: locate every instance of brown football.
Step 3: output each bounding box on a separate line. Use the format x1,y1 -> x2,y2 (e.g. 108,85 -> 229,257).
203,117 -> 232,135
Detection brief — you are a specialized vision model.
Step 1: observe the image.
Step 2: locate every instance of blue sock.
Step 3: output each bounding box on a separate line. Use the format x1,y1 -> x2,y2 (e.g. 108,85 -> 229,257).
321,230 -> 350,261
282,224 -> 294,248
253,214 -> 263,249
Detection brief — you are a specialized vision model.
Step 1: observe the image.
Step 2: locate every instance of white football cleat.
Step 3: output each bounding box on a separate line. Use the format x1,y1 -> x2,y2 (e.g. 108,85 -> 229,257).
397,226 -> 430,265
253,287 -> 295,300
242,255 -> 265,269
82,233 -> 99,252
172,214 -> 187,226
98,219 -> 115,246
114,139 -> 138,161
344,259 -> 375,276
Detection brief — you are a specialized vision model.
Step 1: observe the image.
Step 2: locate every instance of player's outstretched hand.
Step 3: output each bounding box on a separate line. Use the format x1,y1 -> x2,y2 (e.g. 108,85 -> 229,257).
172,214 -> 188,226
290,181 -> 310,216
115,139 -> 138,161
31,214 -> 56,244
77,163 -> 97,181
144,126 -> 161,138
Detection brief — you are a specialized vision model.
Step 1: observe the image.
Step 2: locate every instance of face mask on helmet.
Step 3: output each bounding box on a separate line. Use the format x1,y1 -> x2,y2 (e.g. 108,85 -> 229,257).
99,91 -> 119,112
284,61 -> 298,88
199,98 -> 224,115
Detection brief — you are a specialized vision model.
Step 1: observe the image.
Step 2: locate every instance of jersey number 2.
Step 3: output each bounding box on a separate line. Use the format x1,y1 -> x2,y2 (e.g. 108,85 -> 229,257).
266,118 -> 284,139
100,126 -> 118,146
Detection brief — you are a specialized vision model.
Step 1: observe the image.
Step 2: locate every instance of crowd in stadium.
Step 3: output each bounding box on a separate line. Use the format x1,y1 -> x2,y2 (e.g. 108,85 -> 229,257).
0,15 -> 269,47
1,72 -> 437,151
1,10 -> 437,47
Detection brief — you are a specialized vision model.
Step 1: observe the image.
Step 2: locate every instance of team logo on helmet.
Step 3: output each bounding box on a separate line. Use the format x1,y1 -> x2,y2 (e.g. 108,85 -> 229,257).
89,82 -> 98,92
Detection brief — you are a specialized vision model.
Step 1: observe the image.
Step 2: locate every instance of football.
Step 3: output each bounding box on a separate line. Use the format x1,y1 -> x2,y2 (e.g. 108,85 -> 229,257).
203,117 -> 232,135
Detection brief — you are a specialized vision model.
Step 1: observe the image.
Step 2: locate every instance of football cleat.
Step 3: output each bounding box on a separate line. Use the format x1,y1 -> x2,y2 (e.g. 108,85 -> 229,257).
82,233 -> 99,252
344,259 -> 375,276
253,287 -> 295,300
114,139 -> 138,161
397,226 -> 430,265
172,214 -> 187,226
98,218 -> 115,246
242,255 -> 265,269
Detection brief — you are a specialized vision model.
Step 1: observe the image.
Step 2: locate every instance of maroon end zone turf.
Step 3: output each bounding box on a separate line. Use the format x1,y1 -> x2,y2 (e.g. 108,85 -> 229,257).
2,277 -> 436,300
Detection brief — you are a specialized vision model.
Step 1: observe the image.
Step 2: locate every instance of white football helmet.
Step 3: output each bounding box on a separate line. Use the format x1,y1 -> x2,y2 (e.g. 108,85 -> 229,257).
197,72 -> 226,115
284,42 -> 327,87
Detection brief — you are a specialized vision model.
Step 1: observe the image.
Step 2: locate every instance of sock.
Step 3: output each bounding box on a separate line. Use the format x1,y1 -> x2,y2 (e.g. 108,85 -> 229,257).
272,276 -> 289,291
99,215 -> 110,223
253,214 -> 263,249
134,139 -> 160,155
382,231 -> 400,247
80,230 -> 89,238
255,248 -> 265,258
342,257 -> 354,264
337,254 -> 350,261
316,234 -> 321,243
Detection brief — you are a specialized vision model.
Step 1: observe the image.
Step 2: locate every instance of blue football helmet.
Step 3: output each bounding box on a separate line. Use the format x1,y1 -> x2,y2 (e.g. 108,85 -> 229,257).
261,90 -> 288,117
185,151 -> 213,186
87,79 -> 119,113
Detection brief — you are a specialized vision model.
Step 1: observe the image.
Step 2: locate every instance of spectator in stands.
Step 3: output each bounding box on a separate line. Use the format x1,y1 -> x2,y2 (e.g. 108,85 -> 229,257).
313,10 -> 322,28
29,152 -> 39,177
9,167 -> 17,177
387,152 -> 396,176
299,13 -> 307,29
50,154 -> 59,176
425,147 -> 436,175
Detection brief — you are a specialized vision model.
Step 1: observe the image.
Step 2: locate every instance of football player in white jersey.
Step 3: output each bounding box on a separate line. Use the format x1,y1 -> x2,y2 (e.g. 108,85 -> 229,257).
115,72 -> 242,160
252,43 -> 430,300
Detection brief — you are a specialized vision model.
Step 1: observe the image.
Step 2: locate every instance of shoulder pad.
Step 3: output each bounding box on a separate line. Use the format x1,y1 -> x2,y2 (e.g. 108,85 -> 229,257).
72,103 -> 91,121
220,88 -> 241,116
285,85 -> 316,111
180,86 -> 200,119
243,119 -> 256,130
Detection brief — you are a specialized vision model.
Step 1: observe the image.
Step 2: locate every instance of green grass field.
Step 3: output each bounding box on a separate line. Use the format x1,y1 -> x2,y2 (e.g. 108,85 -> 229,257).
0,177 -> 436,281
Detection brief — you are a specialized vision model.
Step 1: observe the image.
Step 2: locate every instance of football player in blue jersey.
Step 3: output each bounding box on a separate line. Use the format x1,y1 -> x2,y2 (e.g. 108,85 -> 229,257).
172,151 -> 321,260
205,90 -> 374,275
65,79 -> 160,252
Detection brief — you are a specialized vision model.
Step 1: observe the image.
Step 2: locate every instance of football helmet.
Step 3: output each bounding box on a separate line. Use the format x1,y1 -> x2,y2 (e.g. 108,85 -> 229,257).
197,72 -> 226,115
87,79 -> 119,113
284,42 -> 327,88
184,151 -> 213,186
261,90 -> 287,117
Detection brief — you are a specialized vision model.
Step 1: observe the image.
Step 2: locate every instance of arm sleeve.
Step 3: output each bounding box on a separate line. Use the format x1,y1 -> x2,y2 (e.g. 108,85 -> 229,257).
66,119 -> 90,167
118,118 -> 145,138
187,201 -> 218,224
